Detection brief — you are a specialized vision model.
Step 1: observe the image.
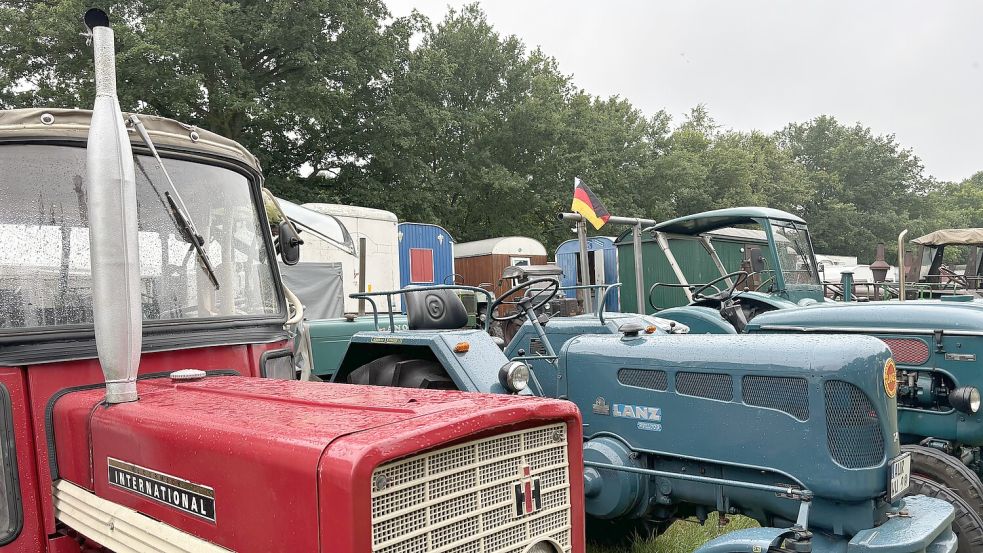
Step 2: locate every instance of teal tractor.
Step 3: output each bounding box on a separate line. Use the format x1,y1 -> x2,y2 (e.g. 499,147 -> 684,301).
329,279 -> 970,552
632,207 -> 983,515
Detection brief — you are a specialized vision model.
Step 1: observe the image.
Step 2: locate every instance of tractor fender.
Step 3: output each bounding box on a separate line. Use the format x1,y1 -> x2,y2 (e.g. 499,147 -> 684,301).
657,306 -> 737,334
694,527 -> 795,553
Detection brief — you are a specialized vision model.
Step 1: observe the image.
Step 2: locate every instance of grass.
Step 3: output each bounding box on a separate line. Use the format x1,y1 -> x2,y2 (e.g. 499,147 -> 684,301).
588,514 -> 759,553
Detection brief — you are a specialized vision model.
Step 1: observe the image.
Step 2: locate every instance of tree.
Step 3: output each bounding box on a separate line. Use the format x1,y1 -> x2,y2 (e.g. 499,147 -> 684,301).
0,0 -> 417,191
776,116 -> 936,262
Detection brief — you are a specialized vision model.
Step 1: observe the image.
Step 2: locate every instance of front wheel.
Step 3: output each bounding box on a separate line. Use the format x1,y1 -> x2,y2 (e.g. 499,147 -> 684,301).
903,444 -> 983,516
907,475 -> 983,552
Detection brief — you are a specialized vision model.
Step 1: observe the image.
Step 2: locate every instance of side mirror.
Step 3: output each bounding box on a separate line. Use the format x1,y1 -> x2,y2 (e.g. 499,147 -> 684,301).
278,221 -> 303,265
748,247 -> 766,273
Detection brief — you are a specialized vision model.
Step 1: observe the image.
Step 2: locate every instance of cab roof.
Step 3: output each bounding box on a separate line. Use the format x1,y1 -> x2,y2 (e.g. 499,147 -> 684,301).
647,207 -> 806,235
912,228 -> 983,247
0,108 -> 261,174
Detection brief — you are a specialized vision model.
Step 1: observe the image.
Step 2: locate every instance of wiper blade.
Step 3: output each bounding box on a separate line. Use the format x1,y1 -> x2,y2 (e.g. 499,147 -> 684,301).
129,115 -> 219,290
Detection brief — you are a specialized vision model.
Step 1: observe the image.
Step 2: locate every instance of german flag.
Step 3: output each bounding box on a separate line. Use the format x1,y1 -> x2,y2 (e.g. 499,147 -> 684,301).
571,177 -> 611,230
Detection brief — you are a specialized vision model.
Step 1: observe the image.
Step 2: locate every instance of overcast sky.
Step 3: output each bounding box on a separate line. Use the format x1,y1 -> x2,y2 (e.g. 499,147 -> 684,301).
385,0 -> 982,183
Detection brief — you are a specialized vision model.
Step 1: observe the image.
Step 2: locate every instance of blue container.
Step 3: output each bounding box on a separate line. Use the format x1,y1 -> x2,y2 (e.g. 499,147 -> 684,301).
398,222 -> 456,287
555,236 -> 620,311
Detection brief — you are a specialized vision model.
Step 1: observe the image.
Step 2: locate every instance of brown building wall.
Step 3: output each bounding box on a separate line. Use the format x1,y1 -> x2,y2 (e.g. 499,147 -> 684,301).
456,254 -> 549,300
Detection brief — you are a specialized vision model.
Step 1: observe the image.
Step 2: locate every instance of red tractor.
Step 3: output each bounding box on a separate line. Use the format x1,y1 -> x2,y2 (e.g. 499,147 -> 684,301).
0,10 -> 584,552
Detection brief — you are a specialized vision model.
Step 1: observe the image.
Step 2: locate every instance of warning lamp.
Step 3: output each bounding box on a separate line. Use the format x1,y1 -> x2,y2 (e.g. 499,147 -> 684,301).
453,342 -> 470,353
645,325 -> 657,334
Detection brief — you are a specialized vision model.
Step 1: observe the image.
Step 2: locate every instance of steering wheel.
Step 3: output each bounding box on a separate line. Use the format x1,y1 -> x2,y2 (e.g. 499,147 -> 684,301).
488,277 -> 560,322
648,282 -> 694,312
690,271 -> 749,300
443,273 -> 464,285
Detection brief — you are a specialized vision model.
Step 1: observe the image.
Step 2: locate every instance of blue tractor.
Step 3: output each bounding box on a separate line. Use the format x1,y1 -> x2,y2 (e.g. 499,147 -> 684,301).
330,279 -> 971,551
634,208 -> 983,519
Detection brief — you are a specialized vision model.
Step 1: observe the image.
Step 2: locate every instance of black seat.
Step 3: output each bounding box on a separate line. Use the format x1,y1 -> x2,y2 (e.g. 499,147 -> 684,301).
404,288 -> 469,330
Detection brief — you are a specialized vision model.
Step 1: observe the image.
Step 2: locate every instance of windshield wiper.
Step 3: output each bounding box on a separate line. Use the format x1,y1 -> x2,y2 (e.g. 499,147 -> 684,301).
129,115 -> 220,290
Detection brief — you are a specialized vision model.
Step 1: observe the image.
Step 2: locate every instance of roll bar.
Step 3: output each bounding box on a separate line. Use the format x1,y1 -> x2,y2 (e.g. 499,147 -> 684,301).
350,285 -> 496,332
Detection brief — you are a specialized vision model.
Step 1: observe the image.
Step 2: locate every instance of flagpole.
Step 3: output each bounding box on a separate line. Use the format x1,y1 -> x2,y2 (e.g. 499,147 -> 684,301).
559,212 -> 656,314
576,219 -> 593,313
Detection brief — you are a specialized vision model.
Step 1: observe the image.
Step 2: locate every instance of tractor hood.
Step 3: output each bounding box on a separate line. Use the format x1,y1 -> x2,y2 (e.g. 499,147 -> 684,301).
745,299 -> 983,334
51,374 -> 581,552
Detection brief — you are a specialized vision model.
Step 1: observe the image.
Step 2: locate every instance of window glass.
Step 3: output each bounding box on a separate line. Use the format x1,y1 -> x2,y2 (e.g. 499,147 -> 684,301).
0,144 -> 280,330
770,221 -> 820,286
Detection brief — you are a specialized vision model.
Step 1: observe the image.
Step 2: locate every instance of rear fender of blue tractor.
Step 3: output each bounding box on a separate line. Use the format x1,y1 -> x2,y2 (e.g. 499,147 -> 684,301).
337,323 -> 957,552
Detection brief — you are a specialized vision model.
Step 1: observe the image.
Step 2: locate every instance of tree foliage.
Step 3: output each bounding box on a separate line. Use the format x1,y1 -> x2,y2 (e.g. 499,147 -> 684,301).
0,2 -> 973,263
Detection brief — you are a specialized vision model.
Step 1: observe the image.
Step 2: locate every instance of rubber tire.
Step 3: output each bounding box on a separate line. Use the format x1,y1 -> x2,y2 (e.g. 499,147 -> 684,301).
347,354 -> 455,390
585,516 -> 664,547
904,445 -> 983,516
908,475 -> 983,552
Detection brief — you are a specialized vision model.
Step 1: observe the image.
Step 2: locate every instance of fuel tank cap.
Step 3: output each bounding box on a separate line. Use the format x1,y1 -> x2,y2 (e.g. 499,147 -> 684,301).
618,322 -> 644,339
170,369 -> 207,382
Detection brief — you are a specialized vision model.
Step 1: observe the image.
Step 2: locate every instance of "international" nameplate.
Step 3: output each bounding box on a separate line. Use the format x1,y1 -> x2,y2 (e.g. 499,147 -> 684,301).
107,457 -> 216,522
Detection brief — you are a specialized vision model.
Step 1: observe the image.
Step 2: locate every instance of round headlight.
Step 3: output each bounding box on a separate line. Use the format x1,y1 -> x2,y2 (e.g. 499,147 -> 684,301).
950,386 -> 981,414
499,361 -> 530,393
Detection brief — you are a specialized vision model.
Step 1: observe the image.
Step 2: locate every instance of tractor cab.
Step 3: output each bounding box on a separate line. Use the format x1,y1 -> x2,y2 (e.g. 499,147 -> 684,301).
907,228 -> 983,297
641,207 -> 824,332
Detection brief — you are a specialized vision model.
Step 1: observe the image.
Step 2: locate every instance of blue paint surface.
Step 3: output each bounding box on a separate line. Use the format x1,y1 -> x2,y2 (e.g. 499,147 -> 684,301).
398,222 -> 455,287
555,236 -> 620,311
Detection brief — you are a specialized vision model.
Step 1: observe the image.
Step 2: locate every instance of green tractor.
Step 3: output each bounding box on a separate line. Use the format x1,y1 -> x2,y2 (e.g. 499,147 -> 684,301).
625,207 -> 983,514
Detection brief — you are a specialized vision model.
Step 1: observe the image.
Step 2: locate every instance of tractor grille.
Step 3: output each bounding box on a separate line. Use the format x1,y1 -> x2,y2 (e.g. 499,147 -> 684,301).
742,375 -> 809,421
824,380 -> 885,468
618,369 -> 668,391
370,423 -> 572,553
881,338 -> 930,365
676,372 -> 733,401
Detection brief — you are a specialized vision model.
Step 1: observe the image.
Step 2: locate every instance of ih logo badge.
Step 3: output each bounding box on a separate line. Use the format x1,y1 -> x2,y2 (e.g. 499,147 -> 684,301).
883,358 -> 898,398
513,465 -> 542,517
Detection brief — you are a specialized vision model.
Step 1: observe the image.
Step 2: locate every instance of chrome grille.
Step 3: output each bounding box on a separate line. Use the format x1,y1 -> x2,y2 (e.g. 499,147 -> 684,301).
824,380 -> 885,468
676,371 -> 733,401
371,423 -> 572,553
742,375 -> 809,421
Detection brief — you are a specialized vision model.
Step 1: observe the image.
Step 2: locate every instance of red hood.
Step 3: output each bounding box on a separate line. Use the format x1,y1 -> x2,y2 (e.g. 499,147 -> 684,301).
51,375 -> 583,552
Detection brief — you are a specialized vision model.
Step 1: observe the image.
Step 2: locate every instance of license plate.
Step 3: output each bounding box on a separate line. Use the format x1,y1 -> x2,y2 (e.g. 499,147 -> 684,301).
888,452 -> 911,502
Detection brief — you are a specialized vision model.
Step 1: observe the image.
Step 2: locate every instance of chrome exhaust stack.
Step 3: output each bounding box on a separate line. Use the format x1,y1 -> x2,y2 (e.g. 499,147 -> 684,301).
85,8 -> 141,404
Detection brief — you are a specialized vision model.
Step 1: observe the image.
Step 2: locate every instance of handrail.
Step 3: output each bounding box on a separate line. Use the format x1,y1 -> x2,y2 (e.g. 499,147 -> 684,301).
350,285 -> 496,332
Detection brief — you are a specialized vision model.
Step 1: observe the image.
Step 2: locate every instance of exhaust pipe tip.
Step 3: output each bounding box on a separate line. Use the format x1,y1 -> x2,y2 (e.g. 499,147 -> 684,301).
84,8 -> 110,31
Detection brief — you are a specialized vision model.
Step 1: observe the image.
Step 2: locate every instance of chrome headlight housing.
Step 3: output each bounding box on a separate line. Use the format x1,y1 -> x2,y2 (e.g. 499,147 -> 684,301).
950,386 -> 981,414
499,361 -> 530,393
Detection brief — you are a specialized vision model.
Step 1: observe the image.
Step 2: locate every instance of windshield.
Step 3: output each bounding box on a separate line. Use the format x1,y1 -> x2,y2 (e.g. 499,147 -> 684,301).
0,144 -> 281,330
770,221 -> 820,286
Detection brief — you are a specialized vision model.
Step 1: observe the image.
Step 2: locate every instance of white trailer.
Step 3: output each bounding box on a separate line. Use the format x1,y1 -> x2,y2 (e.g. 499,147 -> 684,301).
301,203 -> 401,312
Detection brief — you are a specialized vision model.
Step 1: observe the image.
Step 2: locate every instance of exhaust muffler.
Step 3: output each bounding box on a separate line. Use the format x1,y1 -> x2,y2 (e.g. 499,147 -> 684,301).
84,8 -> 141,404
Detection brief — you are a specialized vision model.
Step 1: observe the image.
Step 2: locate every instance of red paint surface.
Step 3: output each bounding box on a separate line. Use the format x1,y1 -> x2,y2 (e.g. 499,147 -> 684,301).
409,247 -> 435,283
21,341 -> 285,541
50,376 -> 585,552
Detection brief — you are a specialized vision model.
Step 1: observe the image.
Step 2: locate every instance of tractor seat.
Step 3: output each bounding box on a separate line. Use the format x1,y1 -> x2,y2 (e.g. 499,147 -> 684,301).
404,288 -> 469,330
